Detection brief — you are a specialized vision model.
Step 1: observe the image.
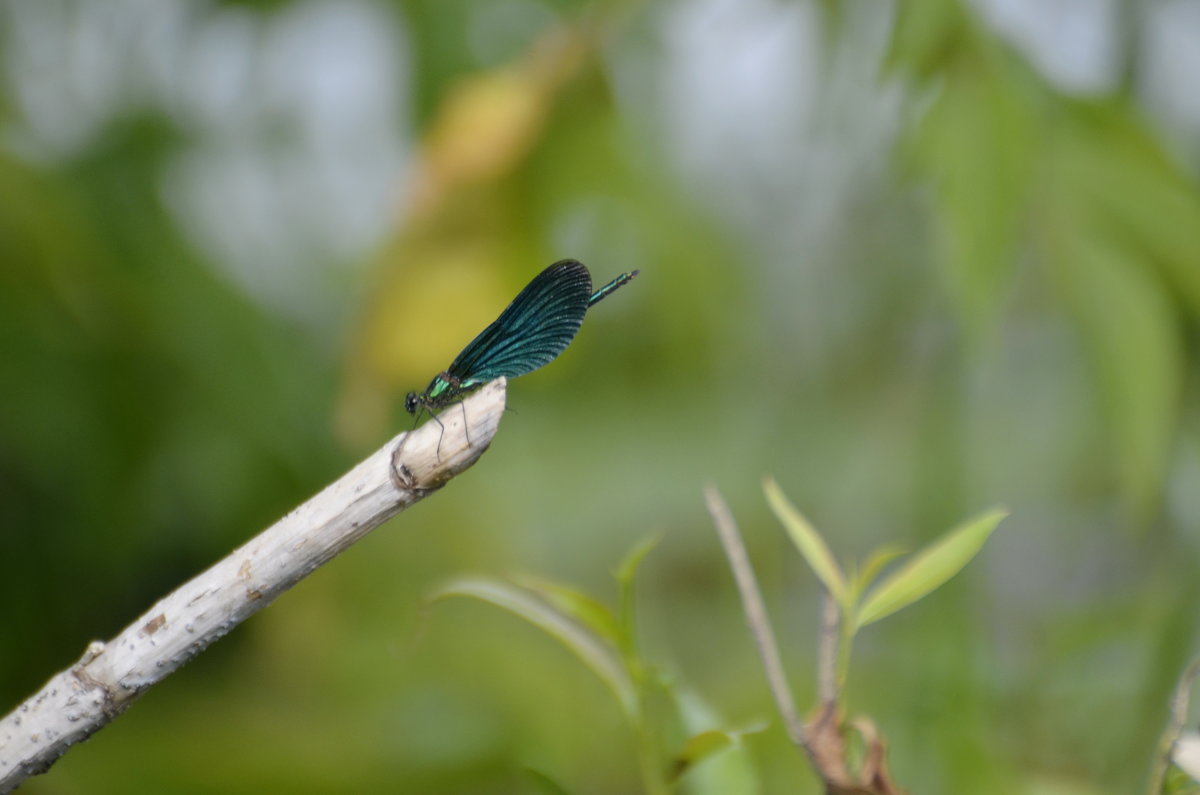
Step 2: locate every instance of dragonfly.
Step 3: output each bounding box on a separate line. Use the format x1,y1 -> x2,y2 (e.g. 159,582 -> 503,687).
405,259 -> 638,447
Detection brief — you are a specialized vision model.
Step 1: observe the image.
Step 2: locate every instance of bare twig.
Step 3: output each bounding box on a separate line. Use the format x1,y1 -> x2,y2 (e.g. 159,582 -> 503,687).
0,379 -> 508,793
817,591 -> 840,708
704,485 -> 807,749
708,484 -> 906,795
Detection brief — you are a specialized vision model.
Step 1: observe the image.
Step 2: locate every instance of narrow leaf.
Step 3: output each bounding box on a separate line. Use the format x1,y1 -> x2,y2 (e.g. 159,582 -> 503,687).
615,532 -> 663,587
1063,240 -> 1181,521
763,477 -> 846,603
909,43 -> 1034,343
429,577 -> 637,718
615,533 -> 662,662
856,508 -> 1006,628
669,731 -> 735,783
1062,104 -> 1200,319
514,574 -> 621,647
1047,116 -> 1187,523
670,687 -> 764,793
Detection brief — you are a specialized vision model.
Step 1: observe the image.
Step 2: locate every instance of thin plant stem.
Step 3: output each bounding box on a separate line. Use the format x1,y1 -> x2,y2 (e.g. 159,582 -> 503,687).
817,591 -> 841,709
705,485 -> 807,749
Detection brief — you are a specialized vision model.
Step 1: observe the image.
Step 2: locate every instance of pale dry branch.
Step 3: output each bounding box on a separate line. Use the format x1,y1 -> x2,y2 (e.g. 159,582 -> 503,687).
0,379 -> 507,792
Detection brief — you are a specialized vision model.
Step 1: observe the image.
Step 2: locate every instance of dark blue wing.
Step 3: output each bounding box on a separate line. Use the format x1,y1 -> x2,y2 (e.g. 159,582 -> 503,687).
445,260 -> 592,386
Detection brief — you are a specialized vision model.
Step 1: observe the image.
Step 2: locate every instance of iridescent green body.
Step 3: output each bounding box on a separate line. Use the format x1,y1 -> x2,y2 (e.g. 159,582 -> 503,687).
587,269 -> 638,307
405,260 -> 638,420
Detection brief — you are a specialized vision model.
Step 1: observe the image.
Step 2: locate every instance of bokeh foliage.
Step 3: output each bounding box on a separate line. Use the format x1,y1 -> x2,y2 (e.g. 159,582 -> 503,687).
1,1 -> 1198,793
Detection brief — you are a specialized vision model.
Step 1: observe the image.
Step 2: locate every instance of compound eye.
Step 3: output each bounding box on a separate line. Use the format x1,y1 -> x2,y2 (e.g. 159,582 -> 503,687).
404,392 -> 419,414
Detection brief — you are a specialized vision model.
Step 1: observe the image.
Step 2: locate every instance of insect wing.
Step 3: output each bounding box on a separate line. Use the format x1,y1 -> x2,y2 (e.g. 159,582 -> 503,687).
445,260 -> 592,385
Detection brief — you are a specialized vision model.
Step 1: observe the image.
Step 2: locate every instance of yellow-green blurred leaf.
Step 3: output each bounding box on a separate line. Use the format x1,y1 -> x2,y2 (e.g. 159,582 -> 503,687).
856,508 -> 1006,628
764,477 -> 846,603
410,25 -> 588,217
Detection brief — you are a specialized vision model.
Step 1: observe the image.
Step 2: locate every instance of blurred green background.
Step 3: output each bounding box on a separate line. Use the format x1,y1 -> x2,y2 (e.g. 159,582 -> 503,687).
2,0 -> 1199,792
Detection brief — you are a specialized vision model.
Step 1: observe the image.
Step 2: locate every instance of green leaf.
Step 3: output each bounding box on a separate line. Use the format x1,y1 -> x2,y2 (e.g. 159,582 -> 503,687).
1043,131 -> 1185,523
1060,238 -> 1181,520
514,574 -> 621,647
763,477 -> 846,604
1060,104 -> 1200,319
614,533 -> 662,662
615,532 -> 662,587
1042,106 -> 1190,521
909,43 -> 1035,343
884,0 -> 969,80
669,731 -> 735,783
670,687 -> 764,793
429,577 -> 637,719
856,508 -> 1006,628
